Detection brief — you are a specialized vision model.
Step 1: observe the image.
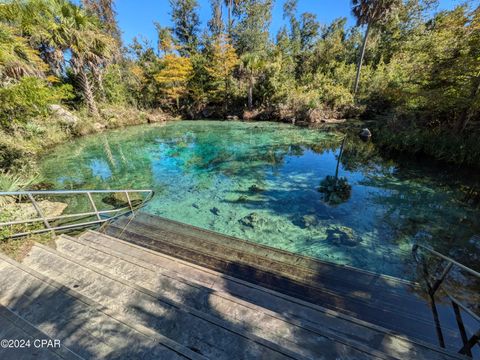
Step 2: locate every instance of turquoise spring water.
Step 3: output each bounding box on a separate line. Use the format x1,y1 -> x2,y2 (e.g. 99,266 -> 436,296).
38,120 -> 480,279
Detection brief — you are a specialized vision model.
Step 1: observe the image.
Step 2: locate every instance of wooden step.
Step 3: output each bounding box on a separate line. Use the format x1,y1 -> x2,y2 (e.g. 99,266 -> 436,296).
0,303 -> 84,360
104,214 -> 462,349
132,213 -> 417,296
109,214 -> 430,310
0,252 -> 204,360
23,243 -> 324,360
56,234 -> 450,359
71,231 -> 468,360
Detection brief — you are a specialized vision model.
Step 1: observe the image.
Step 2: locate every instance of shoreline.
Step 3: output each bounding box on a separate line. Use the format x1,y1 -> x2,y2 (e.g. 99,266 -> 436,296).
2,107 -> 479,179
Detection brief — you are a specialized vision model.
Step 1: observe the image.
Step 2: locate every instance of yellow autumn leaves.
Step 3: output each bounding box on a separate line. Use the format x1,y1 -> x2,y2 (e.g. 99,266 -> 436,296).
154,35 -> 238,108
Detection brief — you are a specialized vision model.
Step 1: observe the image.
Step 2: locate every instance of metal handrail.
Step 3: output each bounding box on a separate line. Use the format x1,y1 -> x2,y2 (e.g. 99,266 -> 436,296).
449,294 -> 480,324
0,189 -> 154,238
413,244 -> 480,279
412,243 -> 480,356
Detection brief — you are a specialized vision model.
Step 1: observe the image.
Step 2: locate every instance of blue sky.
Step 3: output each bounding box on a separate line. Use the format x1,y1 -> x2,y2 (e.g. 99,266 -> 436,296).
114,0 -> 464,47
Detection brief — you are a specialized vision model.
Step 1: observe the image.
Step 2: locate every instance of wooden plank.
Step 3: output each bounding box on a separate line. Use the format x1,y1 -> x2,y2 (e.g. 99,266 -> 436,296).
105,218 -> 463,349
0,252 -> 204,360
124,213 -> 427,308
69,232 -> 471,360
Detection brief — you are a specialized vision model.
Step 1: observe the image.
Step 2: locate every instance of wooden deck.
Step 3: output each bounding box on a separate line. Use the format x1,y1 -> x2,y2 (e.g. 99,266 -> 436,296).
105,213 -> 467,350
0,211 -> 472,359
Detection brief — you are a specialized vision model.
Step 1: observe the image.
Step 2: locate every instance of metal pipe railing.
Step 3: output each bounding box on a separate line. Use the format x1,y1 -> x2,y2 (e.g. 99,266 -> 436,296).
0,189 -> 154,239
412,243 -> 480,355
413,243 -> 480,279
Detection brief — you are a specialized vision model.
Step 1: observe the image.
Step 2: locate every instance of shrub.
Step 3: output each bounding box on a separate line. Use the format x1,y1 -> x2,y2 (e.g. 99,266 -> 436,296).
0,77 -> 73,127
102,64 -> 135,106
0,171 -> 36,206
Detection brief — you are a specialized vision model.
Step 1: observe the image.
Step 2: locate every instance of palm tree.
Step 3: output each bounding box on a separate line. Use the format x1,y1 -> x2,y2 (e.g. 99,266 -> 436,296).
0,23 -> 47,84
351,0 -> 400,96
51,1 -> 115,116
241,51 -> 265,109
82,0 -> 122,45
2,0 -> 115,115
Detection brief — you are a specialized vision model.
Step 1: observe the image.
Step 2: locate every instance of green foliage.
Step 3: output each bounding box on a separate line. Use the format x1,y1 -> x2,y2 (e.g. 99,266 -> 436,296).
0,23 -> 47,82
205,35 -> 238,106
0,0 -> 479,172
234,0 -> 272,55
169,0 -> 201,56
375,126 -> 480,167
102,63 -> 134,105
0,77 -> 73,127
0,171 -> 35,192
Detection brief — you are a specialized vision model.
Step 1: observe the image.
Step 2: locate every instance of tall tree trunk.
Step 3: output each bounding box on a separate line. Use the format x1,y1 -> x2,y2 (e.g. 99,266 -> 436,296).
354,22 -> 371,97
224,78 -> 229,114
227,0 -> 232,34
95,69 -> 107,102
334,136 -> 346,185
78,69 -> 99,117
248,74 -> 254,110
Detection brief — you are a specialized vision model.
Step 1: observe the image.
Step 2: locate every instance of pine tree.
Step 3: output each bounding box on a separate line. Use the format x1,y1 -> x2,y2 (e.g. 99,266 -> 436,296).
169,0 -> 201,56
154,23 -> 174,56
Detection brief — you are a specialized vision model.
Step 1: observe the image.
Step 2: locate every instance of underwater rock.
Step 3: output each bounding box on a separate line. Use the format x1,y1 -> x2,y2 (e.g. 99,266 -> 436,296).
469,235 -> 480,250
192,203 -> 200,209
102,193 -> 143,208
210,207 -> 220,216
239,212 -> 267,229
248,184 -> 264,193
294,215 -> 319,229
359,128 -> 372,142
326,226 -> 362,247
235,195 -> 249,203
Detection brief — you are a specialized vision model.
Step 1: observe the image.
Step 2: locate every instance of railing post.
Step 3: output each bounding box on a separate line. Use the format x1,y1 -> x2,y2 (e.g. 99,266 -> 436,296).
430,295 -> 446,349
0,189 -> 153,239
452,300 -> 472,357
430,262 -> 454,297
27,193 -> 54,234
459,329 -> 479,356
125,191 -> 134,212
87,192 -> 101,221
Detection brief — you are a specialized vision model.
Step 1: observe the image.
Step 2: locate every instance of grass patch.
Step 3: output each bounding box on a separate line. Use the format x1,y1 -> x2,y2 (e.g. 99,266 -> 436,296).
0,233 -> 56,262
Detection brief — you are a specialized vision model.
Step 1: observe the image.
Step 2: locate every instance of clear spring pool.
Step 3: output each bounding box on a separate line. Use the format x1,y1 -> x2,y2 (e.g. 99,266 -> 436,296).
39,120 -> 480,279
